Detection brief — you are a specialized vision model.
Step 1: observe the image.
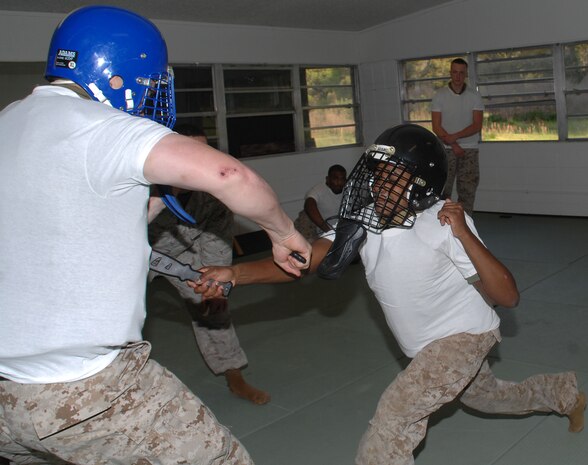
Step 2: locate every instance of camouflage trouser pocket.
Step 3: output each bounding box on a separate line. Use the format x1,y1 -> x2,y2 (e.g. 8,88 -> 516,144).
0,343 -> 252,465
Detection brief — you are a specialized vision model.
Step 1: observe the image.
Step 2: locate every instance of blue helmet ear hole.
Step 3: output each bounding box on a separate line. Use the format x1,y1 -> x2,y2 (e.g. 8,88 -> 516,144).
109,76 -> 124,90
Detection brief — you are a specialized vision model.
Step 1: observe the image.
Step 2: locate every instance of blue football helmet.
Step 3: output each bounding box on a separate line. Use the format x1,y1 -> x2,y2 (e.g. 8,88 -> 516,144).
45,5 -> 176,128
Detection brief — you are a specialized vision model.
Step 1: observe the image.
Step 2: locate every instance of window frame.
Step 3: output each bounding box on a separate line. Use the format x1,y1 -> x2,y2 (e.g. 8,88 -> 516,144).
172,63 -> 362,158
562,41 -> 588,140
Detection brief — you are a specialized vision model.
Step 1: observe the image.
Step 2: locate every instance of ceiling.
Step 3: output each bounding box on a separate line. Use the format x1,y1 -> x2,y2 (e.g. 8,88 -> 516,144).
0,0 -> 454,32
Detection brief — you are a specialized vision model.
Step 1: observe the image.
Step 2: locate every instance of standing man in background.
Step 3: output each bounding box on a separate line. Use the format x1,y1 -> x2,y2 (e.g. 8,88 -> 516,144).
432,57 -> 484,215
294,164 -> 347,242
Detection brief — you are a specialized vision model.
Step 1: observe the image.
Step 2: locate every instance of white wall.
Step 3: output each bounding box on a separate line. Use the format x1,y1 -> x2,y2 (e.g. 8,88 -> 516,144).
0,11 -> 360,63
358,0 -> 588,216
232,147 -> 361,233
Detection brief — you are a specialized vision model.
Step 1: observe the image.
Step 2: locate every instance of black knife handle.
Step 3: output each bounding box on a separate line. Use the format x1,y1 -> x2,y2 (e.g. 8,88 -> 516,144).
197,273 -> 233,298
150,250 -> 232,297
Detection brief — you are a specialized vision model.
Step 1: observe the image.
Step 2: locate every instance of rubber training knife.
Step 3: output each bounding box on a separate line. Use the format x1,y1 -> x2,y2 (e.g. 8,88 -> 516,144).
149,250 -> 233,297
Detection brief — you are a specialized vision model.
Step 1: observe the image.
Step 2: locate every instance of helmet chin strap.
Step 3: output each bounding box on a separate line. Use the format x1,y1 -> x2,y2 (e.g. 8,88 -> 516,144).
317,219 -> 367,280
87,83 -> 112,106
158,185 -> 196,224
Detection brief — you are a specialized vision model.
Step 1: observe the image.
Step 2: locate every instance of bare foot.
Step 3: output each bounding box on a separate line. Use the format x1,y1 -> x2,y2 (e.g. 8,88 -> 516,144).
225,368 -> 271,405
568,391 -> 586,433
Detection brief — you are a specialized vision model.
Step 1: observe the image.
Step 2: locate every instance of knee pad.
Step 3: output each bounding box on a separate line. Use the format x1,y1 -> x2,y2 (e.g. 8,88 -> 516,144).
317,219 -> 366,280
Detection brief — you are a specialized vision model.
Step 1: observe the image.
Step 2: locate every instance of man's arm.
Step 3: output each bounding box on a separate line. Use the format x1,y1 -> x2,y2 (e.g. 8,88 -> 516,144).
432,111 -> 464,156
431,111 -> 448,141
447,109 -> 483,143
143,134 -> 311,275
188,238 -> 332,297
432,110 -> 483,145
437,200 -> 519,308
304,198 -> 332,233
147,194 -> 166,223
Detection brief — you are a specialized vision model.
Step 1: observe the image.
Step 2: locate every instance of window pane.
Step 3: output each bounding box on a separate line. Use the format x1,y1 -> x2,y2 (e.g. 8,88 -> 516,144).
477,47 -> 555,141
227,114 -> 295,158
172,64 -> 217,143
302,86 -> 354,106
565,92 -> 588,117
173,65 -> 213,89
483,104 -> 557,141
224,69 -> 291,89
302,67 -> 351,86
477,51 -> 553,86
568,116 -> 588,139
403,101 -> 431,122
564,42 -> 588,139
225,91 -> 293,114
224,69 -> 296,156
175,90 -> 215,113
300,66 -> 359,149
305,126 -> 356,149
404,79 -> 446,100
564,43 -> 588,89
566,91 -> 588,139
174,115 -> 219,148
403,57 -> 459,80
304,107 -> 355,127
478,80 -> 553,97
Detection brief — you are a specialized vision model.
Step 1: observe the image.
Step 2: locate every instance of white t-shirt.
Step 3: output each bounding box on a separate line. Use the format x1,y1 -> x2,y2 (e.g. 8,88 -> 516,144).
306,182 -> 342,223
431,85 -> 484,149
0,86 -> 171,383
357,202 -> 499,358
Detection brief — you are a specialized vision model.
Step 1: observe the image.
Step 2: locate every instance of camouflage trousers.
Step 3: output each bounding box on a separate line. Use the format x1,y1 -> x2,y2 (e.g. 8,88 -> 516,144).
149,230 -> 248,376
443,148 -> 480,216
293,210 -> 320,243
355,330 -> 579,465
0,342 -> 252,465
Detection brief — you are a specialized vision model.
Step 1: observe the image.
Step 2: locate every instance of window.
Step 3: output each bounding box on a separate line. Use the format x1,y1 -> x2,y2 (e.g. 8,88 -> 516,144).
564,42 -> 588,139
400,40 -> 588,142
173,63 -> 361,158
300,66 -> 360,148
477,47 -> 556,141
224,67 -> 295,158
173,65 -> 219,148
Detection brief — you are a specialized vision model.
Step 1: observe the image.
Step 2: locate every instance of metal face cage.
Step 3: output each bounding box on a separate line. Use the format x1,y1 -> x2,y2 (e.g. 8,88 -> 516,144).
339,144 -> 418,233
132,68 -> 176,128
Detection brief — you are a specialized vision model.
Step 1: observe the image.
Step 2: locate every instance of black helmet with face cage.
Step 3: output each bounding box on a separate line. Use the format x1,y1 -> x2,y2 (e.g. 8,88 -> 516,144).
338,124 -> 447,232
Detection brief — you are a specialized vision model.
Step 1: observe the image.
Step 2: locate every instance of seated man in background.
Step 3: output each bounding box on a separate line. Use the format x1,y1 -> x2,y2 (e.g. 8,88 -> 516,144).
294,164 -> 346,242
149,124 -> 270,405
